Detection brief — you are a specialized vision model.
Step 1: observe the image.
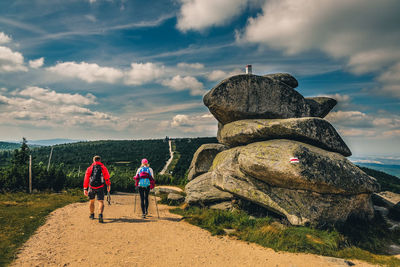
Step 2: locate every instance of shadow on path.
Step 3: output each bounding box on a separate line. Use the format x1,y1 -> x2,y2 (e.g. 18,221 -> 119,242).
104,217 -> 156,223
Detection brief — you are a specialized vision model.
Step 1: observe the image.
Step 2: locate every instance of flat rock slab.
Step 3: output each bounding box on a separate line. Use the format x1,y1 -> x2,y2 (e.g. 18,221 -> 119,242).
217,117 -> 351,156
187,143 -> 226,181
263,73 -> 299,88
212,140 -> 379,195
168,193 -> 185,201
203,74 -> 336,124
154,186 -> 183,195
185,172 -> 233,205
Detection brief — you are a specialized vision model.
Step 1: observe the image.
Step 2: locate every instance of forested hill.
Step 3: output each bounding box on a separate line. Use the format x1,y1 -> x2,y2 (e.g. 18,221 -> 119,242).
0,137 -> 218,175
32,140 -> 170,173
0,142 -> 21,150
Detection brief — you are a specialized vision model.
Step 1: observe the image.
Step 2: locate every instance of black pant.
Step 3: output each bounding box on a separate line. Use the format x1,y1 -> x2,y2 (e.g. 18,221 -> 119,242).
138,186 -> 150,214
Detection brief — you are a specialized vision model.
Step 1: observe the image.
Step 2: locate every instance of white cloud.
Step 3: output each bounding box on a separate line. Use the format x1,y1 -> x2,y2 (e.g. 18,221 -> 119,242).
237,0 -> 400,97
0,87 -> 121,129
0,46 -> 27,72
0,32 -> 12,44
47,61 -> 124,83
166,113 -> 217,134
124,62 -> 165,85
171,114 -> 192,127
207,68 -> 242,81
377,62 -> 400,98
177,62 -> 204,69
29,57 -> 44,69
177,0 -> 248,32
162,75 -> 205,95
18,86 -> 96,105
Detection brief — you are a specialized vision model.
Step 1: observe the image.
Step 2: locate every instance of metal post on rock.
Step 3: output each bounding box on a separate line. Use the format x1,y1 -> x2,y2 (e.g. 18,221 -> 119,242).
29,155 -> 32,193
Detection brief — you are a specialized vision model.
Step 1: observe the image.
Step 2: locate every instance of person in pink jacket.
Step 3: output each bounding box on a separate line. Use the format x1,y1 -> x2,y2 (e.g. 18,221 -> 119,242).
133,158 -> 155,218
83,155 -> 111,223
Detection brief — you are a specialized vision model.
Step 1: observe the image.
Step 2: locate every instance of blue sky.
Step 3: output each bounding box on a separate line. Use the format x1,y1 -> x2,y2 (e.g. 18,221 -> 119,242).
0,0 -> 399,157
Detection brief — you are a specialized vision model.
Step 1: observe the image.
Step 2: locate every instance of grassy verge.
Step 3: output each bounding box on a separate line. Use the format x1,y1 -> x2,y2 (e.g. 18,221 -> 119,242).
171,207 -> 400,267
0,190 -> 87,267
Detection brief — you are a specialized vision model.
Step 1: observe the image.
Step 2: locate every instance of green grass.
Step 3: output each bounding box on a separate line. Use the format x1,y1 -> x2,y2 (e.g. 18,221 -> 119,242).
0,190 -> 87,267
171,207 -> 400,266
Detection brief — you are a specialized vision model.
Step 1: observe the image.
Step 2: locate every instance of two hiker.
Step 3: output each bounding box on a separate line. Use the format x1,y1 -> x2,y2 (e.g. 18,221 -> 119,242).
83,155 -> 111,223
83,156 -> 155,221
133,158 -> 155,218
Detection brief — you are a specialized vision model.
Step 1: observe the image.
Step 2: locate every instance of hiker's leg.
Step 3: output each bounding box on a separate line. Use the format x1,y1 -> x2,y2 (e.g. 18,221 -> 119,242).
96,188 -> 105,214
98,200 -> 104,214
89,199 -> 95,214
144,187 -> 150,213
139,187 -> 146,214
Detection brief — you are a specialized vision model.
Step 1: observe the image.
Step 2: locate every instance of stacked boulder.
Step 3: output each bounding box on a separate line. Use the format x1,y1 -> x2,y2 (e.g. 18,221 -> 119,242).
185,73 -> 380,226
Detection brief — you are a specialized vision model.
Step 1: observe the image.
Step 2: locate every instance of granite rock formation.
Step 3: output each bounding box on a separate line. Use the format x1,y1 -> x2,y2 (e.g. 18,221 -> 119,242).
186,73 -> 379,226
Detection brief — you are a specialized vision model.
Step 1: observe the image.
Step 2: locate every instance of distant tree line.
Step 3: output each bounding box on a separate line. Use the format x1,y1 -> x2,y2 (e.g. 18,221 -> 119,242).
0,137 -> 219,192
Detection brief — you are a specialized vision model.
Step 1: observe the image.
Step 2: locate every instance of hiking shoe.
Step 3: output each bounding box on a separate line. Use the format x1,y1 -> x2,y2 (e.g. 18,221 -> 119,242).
89,213 -> 95,220
99,214 -> 104,223
142,214 -> 146,219
145,210 -> 148,216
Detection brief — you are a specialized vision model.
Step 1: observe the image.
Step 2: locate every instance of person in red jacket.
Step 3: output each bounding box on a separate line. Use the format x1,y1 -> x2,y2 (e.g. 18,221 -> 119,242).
83,155 -> 111,223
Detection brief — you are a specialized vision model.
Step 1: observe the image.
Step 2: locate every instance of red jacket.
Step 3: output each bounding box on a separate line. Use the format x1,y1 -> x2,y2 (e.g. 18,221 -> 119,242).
83,162 -> 111,189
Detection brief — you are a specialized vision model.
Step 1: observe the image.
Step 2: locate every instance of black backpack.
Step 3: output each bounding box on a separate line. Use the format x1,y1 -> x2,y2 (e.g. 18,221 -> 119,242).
89,164 -> 104,188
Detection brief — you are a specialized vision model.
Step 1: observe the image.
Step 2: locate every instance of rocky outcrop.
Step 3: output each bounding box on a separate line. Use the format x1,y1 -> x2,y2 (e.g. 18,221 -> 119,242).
154,186 -> 183,195
167,193 -> 184,202
212,140 -> 377,195
185,71 -> 377,227
185,172 -> 233,205
217,118 -> 351,156
203,74 -> 336,124
263,73 -> 298,88
305,97 -> 338,119
187,144 -> 226,181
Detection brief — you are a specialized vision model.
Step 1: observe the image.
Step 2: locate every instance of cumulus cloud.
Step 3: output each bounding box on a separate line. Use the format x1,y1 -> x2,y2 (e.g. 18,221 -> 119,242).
0,86 -> 123,129
177,0 -> 248,32
326,110 -> 400,138
237,0 -> 400,97
165,113 -> 217,134
124,62 -> 165,85
29,57 -> 44,69
0,46 -> 27,72
207,68 -> 242,81
162,75 -> 205,95
171,114 -> 192,127
18,86 -> 96,105
177,62 -> 204,69
0,32 -> 12,44
47,61 -> 124,83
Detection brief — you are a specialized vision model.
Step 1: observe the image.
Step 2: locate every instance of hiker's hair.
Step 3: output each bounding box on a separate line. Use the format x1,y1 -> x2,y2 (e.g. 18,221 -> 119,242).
93,155 -> 101,162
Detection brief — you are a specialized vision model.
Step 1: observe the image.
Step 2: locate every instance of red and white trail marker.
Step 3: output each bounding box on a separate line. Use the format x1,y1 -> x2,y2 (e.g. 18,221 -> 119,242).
290,157 -> 299,163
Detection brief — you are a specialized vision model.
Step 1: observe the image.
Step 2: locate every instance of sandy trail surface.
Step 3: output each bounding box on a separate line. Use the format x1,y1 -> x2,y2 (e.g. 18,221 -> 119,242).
12,193 -> 376,267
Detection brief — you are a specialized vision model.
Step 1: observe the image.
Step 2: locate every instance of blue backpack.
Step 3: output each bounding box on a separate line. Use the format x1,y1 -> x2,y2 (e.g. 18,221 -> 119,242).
138,167 -> 152,187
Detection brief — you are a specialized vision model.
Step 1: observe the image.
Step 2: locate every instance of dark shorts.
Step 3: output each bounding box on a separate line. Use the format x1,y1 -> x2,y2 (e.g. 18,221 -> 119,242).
88,187 -> 105,200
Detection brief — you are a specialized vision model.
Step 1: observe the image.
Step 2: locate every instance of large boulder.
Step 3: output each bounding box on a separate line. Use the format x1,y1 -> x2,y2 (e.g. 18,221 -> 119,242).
213,171 -> 374,226
210,144 -> 376,226
236,140 -> 378,194
263,73 -> 298,88
185,172 -> 233,205
187,143 -> 226,181
305,97 -> 338,119
217,117 -> 351,156
203,74 -> 336,124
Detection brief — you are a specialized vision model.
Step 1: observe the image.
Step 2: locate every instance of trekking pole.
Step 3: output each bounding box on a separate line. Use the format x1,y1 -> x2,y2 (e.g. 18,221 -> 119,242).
134,187 -> 137,213
153,190 -> 160,219
107,190 -> 111,206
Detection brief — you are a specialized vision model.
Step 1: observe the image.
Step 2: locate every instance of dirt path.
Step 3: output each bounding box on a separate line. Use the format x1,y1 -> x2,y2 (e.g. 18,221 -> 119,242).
159,140 -> 173,175
12,194 -> 376,267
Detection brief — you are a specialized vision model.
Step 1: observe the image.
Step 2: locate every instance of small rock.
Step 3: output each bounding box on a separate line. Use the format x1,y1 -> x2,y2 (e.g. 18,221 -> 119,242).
167,193 -> 184,202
